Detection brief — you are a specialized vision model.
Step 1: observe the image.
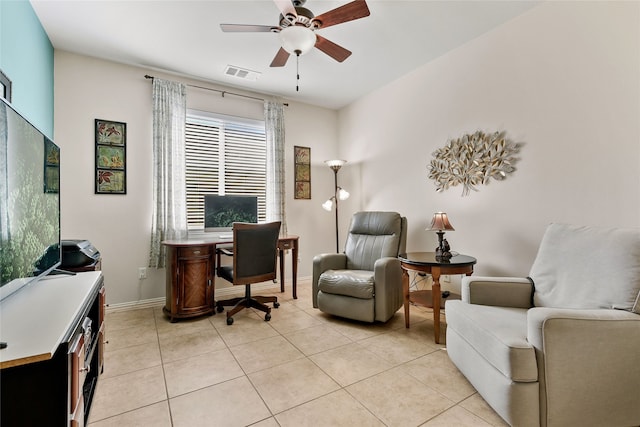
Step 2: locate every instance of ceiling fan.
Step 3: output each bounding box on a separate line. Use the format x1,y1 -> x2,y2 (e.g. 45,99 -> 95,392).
220,0 -> 370,68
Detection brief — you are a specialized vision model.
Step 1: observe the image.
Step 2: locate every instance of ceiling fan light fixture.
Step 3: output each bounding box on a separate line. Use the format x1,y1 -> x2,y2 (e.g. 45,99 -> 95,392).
279,25 -> 316,55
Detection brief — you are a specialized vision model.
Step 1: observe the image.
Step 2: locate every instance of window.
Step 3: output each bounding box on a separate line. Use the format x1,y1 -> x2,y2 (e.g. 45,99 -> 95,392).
185,110 -> 266,230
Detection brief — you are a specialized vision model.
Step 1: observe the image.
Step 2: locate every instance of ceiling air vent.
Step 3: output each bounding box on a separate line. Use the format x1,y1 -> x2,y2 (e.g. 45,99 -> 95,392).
224,65 -> 261,81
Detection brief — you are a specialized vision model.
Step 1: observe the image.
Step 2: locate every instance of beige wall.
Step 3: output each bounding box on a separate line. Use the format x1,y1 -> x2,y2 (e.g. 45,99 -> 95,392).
54,52 -> 339,305
338,1 -> 640,287
55,1 -> 639,305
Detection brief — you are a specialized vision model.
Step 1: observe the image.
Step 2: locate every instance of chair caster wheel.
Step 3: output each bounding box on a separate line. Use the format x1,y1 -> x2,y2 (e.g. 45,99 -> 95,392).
265,313 -> 271,321
274,302 -> 280,309
217,305 -> 224,313
227,317 -> 234,325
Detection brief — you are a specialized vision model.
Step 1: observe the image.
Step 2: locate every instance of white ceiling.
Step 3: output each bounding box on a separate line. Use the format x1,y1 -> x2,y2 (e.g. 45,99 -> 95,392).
30,0 -> 539,110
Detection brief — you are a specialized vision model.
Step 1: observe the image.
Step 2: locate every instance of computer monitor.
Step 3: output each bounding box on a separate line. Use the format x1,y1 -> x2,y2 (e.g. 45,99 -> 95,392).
204,195 -> 258,232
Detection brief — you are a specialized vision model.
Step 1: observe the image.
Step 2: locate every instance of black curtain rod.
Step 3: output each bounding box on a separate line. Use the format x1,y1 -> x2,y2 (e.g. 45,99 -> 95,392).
144,75 -> 288,106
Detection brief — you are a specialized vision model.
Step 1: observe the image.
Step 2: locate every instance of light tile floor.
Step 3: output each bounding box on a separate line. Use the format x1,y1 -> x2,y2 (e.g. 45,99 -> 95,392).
88,278 -> 509,427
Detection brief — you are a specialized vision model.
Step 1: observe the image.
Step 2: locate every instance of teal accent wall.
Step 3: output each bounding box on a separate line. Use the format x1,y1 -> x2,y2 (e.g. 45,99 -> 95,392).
0,0 -> 54,138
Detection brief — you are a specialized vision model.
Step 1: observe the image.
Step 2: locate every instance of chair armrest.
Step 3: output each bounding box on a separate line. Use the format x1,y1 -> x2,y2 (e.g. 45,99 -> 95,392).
373,257 -> 403,322
215,246 -> 234,277
462,276 -> 533,308
373,257 -> 402,290
312,253 -> 347,307
218,248 -> 233,256
373,257 -> 402,286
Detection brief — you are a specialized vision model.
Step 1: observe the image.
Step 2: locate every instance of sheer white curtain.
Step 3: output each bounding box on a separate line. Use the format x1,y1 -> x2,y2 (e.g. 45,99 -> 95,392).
148,78 -> 188,268
264,100 -> 287,236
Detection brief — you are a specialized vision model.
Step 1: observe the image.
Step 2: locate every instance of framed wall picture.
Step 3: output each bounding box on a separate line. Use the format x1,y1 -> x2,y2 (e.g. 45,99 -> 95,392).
294,146 -> 311,199
95,119 -> 126,194
44,138 -> 60,193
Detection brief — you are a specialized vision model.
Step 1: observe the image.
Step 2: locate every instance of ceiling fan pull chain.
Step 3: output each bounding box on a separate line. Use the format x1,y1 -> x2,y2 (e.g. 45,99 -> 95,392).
296,51 -> 301,92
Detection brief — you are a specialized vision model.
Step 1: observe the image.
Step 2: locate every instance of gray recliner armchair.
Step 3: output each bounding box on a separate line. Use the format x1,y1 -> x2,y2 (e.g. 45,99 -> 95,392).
312,211 -> 407,323
445,223 -> 640,427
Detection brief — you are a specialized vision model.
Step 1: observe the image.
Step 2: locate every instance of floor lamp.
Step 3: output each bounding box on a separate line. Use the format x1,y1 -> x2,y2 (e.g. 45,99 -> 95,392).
322,160 -> 350,253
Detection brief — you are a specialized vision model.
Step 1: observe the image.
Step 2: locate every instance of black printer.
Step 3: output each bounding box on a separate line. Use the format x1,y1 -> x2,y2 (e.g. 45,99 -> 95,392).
61,239 -> 101,268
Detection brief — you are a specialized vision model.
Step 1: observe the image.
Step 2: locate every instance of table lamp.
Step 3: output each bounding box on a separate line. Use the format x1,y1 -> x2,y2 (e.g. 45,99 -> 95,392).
428,212 -> 454,260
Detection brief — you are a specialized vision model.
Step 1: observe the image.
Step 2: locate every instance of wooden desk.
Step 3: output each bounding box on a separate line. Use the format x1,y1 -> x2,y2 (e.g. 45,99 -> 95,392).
162,235 -> 299,321
399,252 -> 476,344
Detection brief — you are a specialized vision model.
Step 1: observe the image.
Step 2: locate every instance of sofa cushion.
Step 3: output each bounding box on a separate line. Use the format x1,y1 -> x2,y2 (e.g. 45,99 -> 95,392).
530,223 -> 640,313
317,291 -> 375,322
318,270 -> 374,299
445,300 -> 538,382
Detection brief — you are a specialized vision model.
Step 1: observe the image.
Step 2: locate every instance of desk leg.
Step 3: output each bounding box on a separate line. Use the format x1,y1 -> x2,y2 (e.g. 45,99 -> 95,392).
213,245 -> 219,307
292,243 -> 298,299
279,248 -> 285,293
216,249 -> 222,277
402,268 -> 410,328
432,267 -> 441,344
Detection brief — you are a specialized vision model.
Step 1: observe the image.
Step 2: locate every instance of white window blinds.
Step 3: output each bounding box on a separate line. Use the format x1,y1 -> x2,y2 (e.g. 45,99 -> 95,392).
185,110 -> 267,230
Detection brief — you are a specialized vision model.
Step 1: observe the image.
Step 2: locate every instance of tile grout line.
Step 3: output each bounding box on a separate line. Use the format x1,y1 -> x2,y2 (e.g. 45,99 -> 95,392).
92,282 -> 503,427
153,307 -> 176,427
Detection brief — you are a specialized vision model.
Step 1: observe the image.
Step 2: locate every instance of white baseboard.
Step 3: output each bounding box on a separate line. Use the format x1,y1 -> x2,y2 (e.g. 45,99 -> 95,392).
105,280 -> 299,313
106,297 -> 165,312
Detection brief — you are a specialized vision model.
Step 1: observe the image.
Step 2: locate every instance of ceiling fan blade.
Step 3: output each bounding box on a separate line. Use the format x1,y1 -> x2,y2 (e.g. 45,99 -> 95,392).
315,35 -> 352,63
220,24 -> 278,33
270,47 -> 291,67
312,0 -> 370,29
273,0 -> 297,19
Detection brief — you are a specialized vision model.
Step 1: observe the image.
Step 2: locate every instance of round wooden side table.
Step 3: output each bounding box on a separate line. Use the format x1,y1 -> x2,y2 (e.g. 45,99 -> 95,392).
398,252 -> 477,344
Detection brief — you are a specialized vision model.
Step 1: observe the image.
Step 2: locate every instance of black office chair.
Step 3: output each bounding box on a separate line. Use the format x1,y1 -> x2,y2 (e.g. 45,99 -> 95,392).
216,221 -> 281,325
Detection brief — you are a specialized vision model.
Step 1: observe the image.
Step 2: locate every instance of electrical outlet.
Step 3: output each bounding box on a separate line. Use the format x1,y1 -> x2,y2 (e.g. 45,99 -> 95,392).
442,275 -> 451,283
138,267 -> 147,279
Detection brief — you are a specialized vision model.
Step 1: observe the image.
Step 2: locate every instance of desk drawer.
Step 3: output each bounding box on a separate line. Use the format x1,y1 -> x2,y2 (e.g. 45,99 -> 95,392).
178,246 -> 210,258
278,240 -> 293,250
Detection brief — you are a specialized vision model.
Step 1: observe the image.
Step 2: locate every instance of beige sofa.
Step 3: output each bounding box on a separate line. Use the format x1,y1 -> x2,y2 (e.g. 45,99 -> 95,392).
445,223 -> 640,427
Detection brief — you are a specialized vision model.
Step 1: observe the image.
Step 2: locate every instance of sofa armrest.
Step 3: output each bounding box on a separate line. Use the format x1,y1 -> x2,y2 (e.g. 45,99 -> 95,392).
312,253 -> 347,307
462,276 -> 533,308
527,307 -> 640,350
526,307 -> 640,426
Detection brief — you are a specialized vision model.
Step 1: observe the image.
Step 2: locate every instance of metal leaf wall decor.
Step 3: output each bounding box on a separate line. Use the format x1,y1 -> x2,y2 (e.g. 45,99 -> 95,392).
428,131 -> 521,196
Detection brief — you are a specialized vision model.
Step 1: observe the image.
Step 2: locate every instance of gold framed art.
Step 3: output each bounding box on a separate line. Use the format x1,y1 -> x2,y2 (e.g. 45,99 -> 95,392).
294,146 -> 311,199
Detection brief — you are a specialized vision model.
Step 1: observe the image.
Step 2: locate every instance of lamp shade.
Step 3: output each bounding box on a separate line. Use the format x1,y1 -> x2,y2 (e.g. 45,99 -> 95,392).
428,212 -> 455,231
337,187 -> 350,201
325,159 -> 347,168
322,198 -> 334,211
279,26 -> 317,55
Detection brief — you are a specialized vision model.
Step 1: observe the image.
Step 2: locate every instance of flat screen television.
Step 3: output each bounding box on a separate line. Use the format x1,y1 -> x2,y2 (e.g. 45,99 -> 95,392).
204,195 -> 258,232
0,97 -> 61,301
